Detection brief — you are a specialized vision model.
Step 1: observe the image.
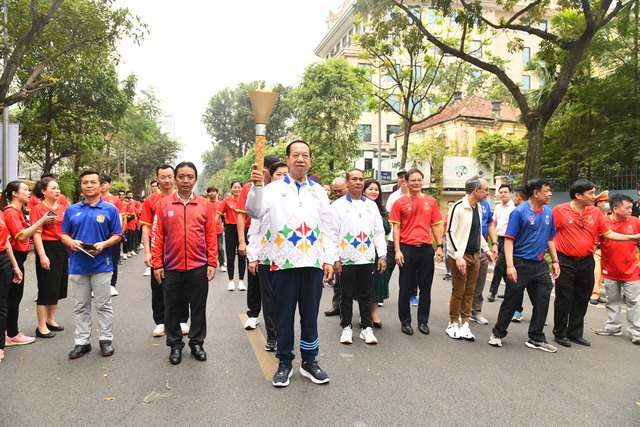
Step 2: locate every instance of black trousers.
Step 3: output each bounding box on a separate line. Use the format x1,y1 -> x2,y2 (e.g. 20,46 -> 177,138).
217,234 -> 225,265
398,244 -> 435,326
224,224 -> 246,280
553,252 -> 595,340
330,273 -> 341,310
150,267 -> 188,325
110,245 -> 119,287
492,257 -> 552,343
258,264 -> 276,337
489,236 -> 506,295
6,251 -> 27,337
162,266 -> 207,350
387,240 -> 418,297
0,251 -> 14,350
340,263 -> 375,328
246,264 -> 261,318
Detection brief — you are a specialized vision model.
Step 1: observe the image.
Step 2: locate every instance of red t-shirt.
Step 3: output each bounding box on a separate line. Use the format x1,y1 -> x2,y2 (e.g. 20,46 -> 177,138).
552,202 -> 609,258
218,196 -> 240,225
3,205 -> 31,252
234,183 -> 252,228
389,194 -> 443,245
0,211 -> 10,252
600,215 -> 640,281
211,201 -> 224,234
27,193 -> 68,212
29,201 -> 66,241
125,203 -> 138,230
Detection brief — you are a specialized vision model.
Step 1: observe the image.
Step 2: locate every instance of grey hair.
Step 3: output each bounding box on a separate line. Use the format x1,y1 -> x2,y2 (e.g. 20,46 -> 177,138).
465,175 -> 483,194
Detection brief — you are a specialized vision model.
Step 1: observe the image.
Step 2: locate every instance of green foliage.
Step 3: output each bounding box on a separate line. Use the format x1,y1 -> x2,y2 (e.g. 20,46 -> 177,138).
289,58 -> 366,184
472,133 -> 526,176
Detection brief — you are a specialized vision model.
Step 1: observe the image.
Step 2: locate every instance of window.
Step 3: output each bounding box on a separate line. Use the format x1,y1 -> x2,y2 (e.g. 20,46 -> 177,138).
522,47 -> 531,64
335,42 -> 340,53
359,63 -> 373,80
386,63 -> 400,82
413,65 -> 422,80
364,158 -> 373,170
389,95 -> 401,111
470,40 -> 482,57
387,125 -> 400,142
539,20 -> 548,32
409,98 -> 422,114
521,75 -> 531,90
359,124 -> 372,142
427,8 -> 436,24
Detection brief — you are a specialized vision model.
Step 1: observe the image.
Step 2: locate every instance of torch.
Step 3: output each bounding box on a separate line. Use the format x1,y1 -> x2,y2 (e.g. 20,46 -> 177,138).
249,88 -> 279,207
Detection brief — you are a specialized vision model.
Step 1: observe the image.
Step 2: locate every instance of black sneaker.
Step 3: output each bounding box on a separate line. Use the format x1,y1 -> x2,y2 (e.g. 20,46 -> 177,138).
99,340 -> 114,357
300,360 -> 330,384
272,362 -> 293,387
265,336 -> 277,352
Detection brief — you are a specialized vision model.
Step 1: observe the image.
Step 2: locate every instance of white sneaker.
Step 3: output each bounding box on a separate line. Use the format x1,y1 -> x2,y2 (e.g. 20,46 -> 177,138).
143,267 -> 151,277
244,317 -> 259,330
340,326 -> 353,344
130,251 -> 137,256
227,281 -> 235,291
152,324 -> 165,337
138,244 -> 144,251
220,265 -> 227,273
122,254 -> 128,260
470,314 -> 489,325
359,327 -> 378,345
489,334 -> 503,347
446,322 -> 461,339
459,322 -> 475,341
180,323 -> 189,335
238,280 -> 246,291
110,287 -> 119,296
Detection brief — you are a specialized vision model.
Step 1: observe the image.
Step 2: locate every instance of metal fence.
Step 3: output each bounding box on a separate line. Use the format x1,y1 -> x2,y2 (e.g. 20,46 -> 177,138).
542,170 -> 640,192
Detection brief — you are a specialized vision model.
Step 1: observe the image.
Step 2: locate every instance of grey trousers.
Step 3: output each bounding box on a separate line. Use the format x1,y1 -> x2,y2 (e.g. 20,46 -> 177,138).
603,278 -> 640,338
472,254 -> 489,315
71,272 -> 114,345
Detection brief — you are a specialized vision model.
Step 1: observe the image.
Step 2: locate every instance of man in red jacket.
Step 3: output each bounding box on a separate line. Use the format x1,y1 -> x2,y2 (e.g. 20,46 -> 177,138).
152,162 -> 217,365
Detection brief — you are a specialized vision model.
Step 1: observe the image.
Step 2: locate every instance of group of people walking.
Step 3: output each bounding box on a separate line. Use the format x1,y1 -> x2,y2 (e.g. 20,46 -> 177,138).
2,141 -> 638,392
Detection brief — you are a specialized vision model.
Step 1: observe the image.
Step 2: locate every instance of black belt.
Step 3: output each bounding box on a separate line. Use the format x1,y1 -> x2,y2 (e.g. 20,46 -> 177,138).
402,243 -> 428,248
559,252 -> 592,261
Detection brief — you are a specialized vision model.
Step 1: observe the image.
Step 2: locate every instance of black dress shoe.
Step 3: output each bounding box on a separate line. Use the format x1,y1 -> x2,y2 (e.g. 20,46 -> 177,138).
99,340 -> 115,356
589,298 -> 598,305
487,293 -> 496,302
69,344 -> 92,359
569,336 -> 591,346
401,324 -> 414,335
372,322 -> 382,329
191,345 -> 207,361
35,328 -> 55,338
418,323 -> 430,335
169,347 -> 182,365
324,308 -> 340,317
554,336 -> 572,347
597,297 -> 606,304
46,323 -> 64,331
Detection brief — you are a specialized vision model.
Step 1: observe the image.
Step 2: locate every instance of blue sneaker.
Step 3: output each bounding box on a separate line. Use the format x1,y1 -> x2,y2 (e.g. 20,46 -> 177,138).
512,310 -> 524,322
410,296 -> 419,307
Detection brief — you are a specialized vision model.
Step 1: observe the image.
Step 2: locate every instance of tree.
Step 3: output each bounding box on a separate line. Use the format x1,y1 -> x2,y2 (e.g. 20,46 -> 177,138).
1,0 -> 145,111
354,3 -> 466,168
289,58 -> 366,184
201,81 -> 293,161
356,0 -> 633,180
16,49 -> 130,173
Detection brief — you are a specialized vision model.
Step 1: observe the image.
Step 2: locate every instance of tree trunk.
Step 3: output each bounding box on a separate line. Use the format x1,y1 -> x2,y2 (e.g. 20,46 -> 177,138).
399,117 -> 411,168
523,118 -> 546,181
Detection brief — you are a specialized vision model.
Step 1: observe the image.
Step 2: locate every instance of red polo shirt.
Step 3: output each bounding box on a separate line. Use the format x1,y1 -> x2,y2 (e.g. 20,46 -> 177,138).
552,202 -> 609,258
3,206 -> 31,252
600,215 -> 640,282
389,194 -> 443,245
217,196 -> 240,225
0,211 -> 10,252
29,201 -> 66,241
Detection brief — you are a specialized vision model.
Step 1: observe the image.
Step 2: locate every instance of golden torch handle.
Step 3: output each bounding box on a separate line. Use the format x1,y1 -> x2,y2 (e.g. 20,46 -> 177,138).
255,133 -> 265,187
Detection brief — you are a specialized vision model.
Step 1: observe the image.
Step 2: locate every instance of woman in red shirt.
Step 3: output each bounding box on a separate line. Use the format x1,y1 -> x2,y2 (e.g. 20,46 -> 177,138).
0,205 -> 24,362
216,180 -> 246,291
30,177 -> 68,338
1,181 -> 56,345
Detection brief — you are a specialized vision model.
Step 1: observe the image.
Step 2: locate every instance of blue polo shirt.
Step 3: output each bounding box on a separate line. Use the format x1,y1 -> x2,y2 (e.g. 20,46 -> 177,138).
505,201 -> 556,261
480,200 -> 493,238
61,199 -> 122,274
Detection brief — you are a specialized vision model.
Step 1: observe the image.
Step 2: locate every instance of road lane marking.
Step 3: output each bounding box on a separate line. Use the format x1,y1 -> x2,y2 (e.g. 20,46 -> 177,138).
239,313 -> 278,381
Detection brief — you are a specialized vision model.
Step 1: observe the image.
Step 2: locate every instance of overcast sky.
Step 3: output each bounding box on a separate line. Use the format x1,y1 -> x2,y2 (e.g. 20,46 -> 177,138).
116,0 -> 340,170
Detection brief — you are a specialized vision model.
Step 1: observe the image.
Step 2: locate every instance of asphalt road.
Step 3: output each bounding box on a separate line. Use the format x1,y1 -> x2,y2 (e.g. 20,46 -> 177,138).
1,252 -> 638,426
